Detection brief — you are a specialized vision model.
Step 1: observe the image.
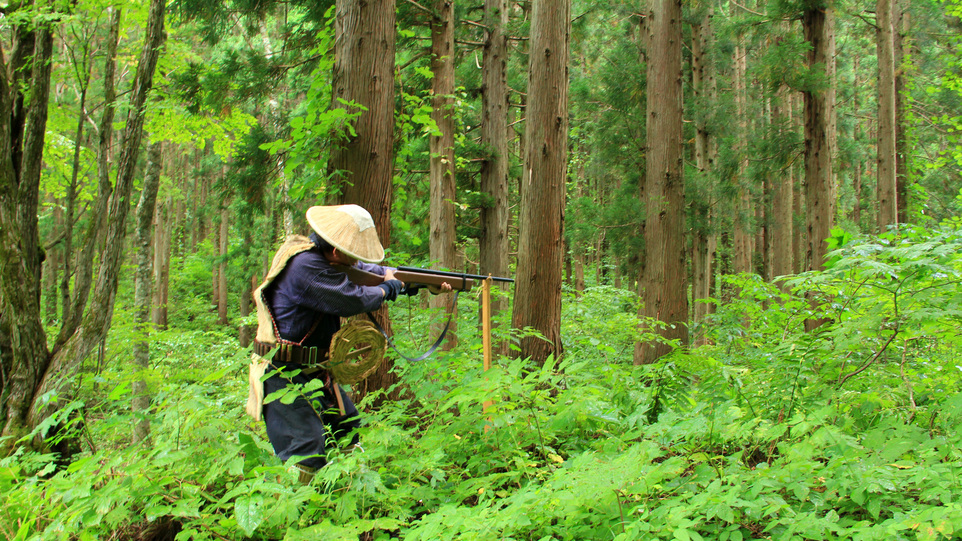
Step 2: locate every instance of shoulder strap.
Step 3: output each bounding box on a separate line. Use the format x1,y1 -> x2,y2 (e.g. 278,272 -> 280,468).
365,290 -> 460,362
253,235 -> 317,345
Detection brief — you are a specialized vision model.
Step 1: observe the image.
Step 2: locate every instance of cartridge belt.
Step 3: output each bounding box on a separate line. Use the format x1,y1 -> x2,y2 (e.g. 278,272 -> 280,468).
253,340 -> 328,367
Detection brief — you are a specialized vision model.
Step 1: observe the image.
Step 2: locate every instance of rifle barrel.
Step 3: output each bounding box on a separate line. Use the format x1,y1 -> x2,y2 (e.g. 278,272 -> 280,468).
397,266 -> 515,283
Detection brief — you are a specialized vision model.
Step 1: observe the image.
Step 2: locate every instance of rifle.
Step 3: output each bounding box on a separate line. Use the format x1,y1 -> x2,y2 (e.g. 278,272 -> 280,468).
332,263 -> 514,362
331,264 -> 514,292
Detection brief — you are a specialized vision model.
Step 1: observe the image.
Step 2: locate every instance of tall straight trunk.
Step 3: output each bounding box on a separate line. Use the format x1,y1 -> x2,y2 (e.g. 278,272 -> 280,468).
217,204 -> 229,325
636,0 -> 688,364
329,0 -> 397,399
895,0 -> 909,225
28,0 -> 167,430
429,0 -> 459,350
239,273 -> 256,348
876,0 -> 898,231
731,24 -> 752,275
132,140 -> 163,444
61,76 -> 91,326
691,4 -> 717,345
0,11 -> 57,447
152,195 -> 171,329
512,0 -> 569,365
802,2 -> 837,331
851,56 -> 863,228
479,0 -> 511,350
771,83 -> 794,279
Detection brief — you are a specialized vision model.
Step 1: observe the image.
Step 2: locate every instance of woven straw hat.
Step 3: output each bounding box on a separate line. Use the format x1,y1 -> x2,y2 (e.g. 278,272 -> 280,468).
306,204 -> 385,263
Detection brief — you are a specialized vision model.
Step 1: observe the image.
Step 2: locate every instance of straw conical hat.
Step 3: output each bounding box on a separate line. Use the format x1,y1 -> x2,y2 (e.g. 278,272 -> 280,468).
306,205 -> 385,263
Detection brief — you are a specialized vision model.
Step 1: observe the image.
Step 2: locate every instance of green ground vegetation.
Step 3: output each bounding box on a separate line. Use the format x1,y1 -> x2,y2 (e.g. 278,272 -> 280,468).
2,221 -> 962,540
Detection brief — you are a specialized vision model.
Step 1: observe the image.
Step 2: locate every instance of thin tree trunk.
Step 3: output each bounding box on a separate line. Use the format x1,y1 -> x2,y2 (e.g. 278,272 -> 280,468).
218,204 -> 229,325
895,0 -> 909,225
691,4 -> 716,345
429,0 -> 459,350
877,0 -> 898,231
132,140 -> 163,444
851,56 -> 863,229
152,195 -> 171,330
512,0 -> 569,365
772,83 -> 794,279
636,0 -> 688,364
61,76 -> 91,326
731,20 -> 753,275
480,0 -> 511,354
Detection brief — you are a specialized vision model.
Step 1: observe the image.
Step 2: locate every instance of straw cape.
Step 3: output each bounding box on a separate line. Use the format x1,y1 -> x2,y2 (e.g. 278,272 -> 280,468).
306,204 -> 385,263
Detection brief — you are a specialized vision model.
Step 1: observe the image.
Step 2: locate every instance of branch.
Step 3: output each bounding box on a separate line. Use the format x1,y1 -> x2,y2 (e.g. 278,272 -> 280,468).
837,325 -> 899,389
730,0 -> 766,17
405,0 -> 435,18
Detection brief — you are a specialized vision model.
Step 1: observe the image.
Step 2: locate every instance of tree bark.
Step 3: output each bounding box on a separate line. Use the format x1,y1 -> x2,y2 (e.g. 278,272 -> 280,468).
512,0 -> 569,365
894,0 -> 909,225
636,0 -> 688,364
802,2 -> 837,332
876,0 -> 898,231
218,204 -> 229,325
152,194 -> 171,330
429,0 -> 459,350
0,8 -> 57,448
691,3 -> 716,346
771,83 -> 794,279
133,140 -> 163,444
731,16 -> 753,275
480,0 -> 511,354
329,0 -> 398,400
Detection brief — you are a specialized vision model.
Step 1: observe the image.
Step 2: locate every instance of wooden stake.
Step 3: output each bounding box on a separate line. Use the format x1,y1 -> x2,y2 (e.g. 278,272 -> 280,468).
482,276 -> 493,425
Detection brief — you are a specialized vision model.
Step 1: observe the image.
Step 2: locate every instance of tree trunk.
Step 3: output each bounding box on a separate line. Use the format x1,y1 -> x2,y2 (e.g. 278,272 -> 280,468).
802,2 -> 837,331
429,0 -> 459,350
771,83 -> 794,279
132,140 -> 163,444
239,273 -> 256,348
895,0 -> 909,225
61,74 -> 91,326
0,11 -> 57,449
851,55 -> 863,229
218,204 -> 229,325
480,0 -> 511,354
152,195 -> 171,330
636,0 -> 688,364
876,0 -> 898,231
731,19 -> 753,275
27,0 -> 167,431
512,0 -> 569,365
330,0 -> 397,400
691,4 -> 716,345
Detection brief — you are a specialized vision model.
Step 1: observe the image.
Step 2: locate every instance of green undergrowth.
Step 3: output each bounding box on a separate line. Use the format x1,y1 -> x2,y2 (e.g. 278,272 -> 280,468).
2,224 -> 962,540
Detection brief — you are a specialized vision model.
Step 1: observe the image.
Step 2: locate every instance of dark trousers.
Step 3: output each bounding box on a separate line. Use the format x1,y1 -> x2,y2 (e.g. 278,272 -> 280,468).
262,365 -> 361,470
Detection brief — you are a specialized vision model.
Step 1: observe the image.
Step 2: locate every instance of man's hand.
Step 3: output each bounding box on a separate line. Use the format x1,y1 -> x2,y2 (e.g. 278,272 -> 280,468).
429,282 -> 453,294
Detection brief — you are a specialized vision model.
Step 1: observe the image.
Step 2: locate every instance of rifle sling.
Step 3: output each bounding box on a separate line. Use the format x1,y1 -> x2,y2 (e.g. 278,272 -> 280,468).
365,290 -> 460,362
